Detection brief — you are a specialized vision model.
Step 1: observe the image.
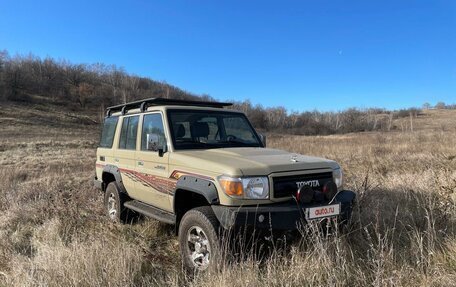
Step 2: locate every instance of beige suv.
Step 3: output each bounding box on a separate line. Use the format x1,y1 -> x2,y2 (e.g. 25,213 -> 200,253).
94,98 -> 355,270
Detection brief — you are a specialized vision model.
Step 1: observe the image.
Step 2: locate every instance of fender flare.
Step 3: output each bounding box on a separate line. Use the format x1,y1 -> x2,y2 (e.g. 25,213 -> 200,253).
173,175 -> 219,213
101,164 -> 127,194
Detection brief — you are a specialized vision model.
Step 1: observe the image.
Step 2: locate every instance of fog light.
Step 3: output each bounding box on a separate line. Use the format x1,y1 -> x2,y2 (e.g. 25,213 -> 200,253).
258,214 -> 265,223
323,181 -> 338,200
297,186 -> 314,204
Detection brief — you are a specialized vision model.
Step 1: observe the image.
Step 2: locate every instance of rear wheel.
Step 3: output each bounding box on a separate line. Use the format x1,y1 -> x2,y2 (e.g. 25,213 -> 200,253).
104,182 -> 129,223
178,206 -> 221,272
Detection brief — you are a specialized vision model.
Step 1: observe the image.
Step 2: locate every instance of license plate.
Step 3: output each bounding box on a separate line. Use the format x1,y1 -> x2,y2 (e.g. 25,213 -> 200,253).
305,203 -> 341,220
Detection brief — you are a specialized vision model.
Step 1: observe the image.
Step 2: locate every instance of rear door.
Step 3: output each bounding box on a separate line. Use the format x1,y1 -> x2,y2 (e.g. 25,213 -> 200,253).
135,112 -> 172,212
114,115 -> 140,198
95,116 -> 119,181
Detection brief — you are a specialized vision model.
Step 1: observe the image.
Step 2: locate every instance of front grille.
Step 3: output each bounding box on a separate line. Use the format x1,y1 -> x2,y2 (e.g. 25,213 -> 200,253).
273,172 -> 333,198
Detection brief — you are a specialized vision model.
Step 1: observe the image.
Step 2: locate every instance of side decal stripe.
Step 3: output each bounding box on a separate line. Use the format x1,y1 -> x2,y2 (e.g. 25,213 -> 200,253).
99,165 -> 213,195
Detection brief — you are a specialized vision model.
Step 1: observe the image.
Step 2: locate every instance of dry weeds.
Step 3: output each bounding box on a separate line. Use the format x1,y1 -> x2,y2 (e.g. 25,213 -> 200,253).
0,105 -> 455,286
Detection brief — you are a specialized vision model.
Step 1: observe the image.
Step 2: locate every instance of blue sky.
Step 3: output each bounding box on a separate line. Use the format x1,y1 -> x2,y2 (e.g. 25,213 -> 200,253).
1,0 -> 455,111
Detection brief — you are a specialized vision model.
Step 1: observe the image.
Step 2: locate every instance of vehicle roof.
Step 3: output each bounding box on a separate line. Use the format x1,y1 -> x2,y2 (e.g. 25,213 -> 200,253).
106,97 -> 233,117
110,105 -> 243,117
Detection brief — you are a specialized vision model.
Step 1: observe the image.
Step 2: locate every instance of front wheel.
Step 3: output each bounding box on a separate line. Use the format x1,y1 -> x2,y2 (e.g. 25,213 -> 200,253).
178,206 -> 221,272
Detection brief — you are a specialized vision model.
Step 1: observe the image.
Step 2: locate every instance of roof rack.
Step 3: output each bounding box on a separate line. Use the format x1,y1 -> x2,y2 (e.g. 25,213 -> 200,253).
106,97 -> 233,117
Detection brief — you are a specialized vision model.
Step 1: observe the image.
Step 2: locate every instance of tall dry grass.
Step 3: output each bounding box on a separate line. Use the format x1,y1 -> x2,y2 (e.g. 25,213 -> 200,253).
0,105 -> 455,286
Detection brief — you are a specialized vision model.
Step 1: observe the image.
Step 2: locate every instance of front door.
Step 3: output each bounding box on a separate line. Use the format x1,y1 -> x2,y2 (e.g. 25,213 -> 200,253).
135,112 -> 172,212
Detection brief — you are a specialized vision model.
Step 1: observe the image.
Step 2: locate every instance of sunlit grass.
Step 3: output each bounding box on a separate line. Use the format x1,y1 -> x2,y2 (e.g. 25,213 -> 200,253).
0,105 -> 455,286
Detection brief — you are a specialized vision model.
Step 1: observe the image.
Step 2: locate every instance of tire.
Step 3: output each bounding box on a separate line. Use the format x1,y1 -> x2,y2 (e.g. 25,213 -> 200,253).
178,206 -> 221,272
104,182 -> 129,223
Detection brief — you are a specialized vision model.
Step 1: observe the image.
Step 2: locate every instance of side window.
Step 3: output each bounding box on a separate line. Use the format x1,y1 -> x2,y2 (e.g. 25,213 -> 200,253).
99,117 -> 118,148
119,116 -> 139,150
141,113 -> 166,151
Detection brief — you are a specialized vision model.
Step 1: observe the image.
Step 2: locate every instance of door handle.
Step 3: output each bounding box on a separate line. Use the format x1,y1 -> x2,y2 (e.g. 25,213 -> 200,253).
138,161 -> 144,166
114,158 -> 119,162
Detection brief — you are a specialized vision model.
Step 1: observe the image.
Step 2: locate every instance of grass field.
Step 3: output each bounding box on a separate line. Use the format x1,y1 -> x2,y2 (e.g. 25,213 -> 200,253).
0,102 -> 455,286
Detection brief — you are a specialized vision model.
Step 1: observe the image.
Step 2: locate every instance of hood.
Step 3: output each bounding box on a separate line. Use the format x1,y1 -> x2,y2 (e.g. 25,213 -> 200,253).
170,147 -> 338,176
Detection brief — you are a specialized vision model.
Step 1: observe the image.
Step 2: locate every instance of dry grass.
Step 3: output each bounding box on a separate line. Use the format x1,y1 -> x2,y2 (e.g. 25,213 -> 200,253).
0,103 -> 455,286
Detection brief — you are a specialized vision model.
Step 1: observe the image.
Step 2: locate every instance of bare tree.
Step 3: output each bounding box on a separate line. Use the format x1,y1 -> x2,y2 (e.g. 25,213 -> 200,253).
160,81 -> 171,99
435,102 -> 446,109
106,67 -> 126,103
3,59 -> 26,98
409,112 -> 414,132
388,113 -> 394,131
0,50 -> 8,100
422,102 -> 431,110
266,107 -> 287,130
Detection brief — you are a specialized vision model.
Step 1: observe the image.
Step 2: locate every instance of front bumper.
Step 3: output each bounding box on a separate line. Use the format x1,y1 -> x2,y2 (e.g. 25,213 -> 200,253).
211,190 -> 356,231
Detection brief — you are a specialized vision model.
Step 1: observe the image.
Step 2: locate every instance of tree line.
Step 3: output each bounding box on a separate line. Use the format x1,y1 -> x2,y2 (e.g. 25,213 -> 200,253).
1,51 -> 453,135
230,101 -> 425,134
0,51 -> 207,108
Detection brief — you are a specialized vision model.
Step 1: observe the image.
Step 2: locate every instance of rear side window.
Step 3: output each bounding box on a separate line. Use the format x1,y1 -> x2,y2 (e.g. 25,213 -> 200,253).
99,117 -> 118,148
119,116 -> 139,150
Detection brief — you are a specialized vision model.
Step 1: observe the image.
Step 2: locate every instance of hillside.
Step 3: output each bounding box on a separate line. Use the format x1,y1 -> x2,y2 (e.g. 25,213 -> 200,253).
394,108 -> 456,132
4,52 -> 455,136
0,101 -> 455,286
1,100 -> 455,142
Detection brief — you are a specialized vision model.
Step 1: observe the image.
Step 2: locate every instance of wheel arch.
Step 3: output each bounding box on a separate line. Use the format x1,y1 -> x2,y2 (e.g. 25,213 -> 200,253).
101,164 -> 127,194
173,175 -> 220,234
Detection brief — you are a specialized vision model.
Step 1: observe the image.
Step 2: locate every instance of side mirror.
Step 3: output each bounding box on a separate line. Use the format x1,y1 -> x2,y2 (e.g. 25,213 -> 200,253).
158,145 -> 168,157
259,134 -> 267,147
147,133 -> 167,156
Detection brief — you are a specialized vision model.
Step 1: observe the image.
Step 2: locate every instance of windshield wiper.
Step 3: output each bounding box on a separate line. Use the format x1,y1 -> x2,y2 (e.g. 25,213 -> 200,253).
177,140 -> 219,149
218,140 -> 258,147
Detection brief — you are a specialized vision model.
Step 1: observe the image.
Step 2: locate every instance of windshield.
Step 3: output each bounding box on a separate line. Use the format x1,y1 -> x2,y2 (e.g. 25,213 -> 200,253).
167,109 -> 262,150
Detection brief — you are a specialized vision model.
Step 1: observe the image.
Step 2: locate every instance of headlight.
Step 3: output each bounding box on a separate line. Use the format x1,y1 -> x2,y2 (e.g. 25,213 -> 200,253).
217,176 -> 269,199
333,167 -> 343,190
242,177 -> 269,199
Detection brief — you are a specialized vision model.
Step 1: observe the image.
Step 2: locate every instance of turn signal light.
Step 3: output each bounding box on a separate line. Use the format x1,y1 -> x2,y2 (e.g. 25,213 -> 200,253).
219,179 -> 243,196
